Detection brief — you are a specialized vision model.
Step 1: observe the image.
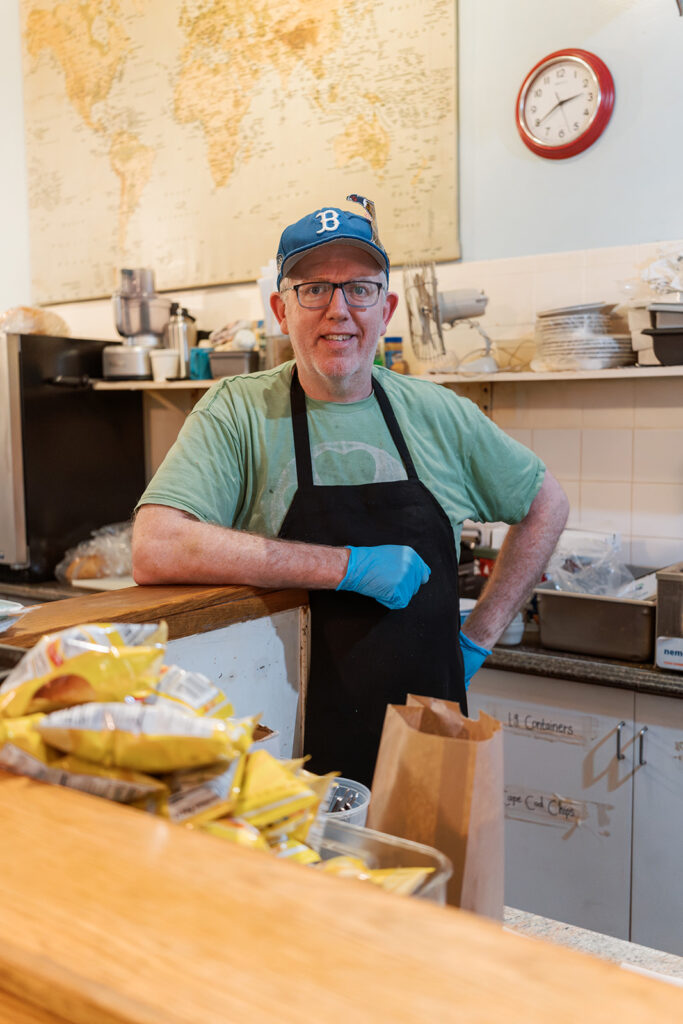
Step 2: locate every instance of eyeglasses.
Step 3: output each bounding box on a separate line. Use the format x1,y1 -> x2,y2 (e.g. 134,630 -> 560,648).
281,280 -> 384,309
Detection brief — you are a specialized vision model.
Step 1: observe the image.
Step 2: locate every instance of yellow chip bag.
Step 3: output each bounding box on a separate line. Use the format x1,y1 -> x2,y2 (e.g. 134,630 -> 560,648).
318,855 -> 373,882
0,712 -> 53,763
365,866 -> 435,897
0,622 -> 168,718
268,835 -> 321,865
159,756 -> 246,825
233,749 -> 320,832
199,817 -> 270,851
37,702 -> 257,773
0,717 -> 166,804
150,664 -> 234,719
47,755 -> 168,804
318,856 -> 435,896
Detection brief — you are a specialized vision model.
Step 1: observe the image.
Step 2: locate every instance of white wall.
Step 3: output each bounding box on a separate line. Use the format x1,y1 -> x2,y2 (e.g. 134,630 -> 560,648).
0,2 -> 31,311
458,0 -> 683,260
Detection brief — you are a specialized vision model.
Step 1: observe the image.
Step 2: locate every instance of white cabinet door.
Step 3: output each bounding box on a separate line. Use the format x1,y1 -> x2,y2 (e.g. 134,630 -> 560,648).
631,692 -> 683,956
469,668 -> 635,939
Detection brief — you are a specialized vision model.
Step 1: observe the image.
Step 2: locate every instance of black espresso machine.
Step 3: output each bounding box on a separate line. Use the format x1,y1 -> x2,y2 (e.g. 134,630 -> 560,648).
0,332 -> 146,582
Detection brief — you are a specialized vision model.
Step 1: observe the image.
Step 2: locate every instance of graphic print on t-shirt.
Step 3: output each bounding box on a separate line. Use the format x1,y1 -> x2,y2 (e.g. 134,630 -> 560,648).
266,440 -> 407,535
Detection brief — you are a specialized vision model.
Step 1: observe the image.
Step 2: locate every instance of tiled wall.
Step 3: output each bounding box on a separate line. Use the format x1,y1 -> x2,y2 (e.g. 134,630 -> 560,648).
432,237 -> 683,568
492,377 -> 683,567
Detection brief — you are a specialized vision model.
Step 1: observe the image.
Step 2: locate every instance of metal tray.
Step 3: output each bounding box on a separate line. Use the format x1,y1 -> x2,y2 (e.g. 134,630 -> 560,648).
535,570 -> 656,662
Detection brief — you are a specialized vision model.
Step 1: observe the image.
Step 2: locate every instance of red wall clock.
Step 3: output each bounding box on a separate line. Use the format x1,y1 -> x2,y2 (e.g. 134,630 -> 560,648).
515,49 -> 615,160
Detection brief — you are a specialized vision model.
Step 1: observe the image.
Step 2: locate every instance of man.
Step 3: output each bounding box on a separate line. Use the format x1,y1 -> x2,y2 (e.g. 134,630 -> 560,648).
133,195 -> 568,784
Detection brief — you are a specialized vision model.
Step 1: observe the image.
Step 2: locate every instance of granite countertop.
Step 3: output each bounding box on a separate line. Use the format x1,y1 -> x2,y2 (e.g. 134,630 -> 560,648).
0,579 -> 90,604
489,627 -> 683,699
504,908 -> 683,986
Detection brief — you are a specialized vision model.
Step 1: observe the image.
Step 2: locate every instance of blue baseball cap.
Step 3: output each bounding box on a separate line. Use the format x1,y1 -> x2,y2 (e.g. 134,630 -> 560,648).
276,203 -> 389,289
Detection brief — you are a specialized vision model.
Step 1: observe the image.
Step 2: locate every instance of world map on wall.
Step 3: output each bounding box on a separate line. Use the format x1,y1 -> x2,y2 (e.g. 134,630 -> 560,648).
21,0 -> 459,303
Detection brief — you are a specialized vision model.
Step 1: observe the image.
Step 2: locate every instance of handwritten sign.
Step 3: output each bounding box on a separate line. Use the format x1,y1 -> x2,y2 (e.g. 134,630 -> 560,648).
483,703 -> 596,746
504,785 -> 588,828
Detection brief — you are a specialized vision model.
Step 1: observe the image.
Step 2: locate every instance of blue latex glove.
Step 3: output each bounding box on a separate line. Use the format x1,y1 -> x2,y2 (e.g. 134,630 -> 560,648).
336,545 -> 431,610
460,631 -> 492,689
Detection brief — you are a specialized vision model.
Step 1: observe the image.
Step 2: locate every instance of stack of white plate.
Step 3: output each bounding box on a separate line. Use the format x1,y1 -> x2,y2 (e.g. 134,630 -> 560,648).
532,302 -> 635,371
0,600 -> 27,636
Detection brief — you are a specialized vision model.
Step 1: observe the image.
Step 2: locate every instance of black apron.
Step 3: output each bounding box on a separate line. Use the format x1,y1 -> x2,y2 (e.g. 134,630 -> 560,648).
278,367 -> 466,786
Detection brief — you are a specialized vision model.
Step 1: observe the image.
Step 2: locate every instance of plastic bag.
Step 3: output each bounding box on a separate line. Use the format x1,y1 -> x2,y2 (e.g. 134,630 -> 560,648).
545,535 -> 635,596
37,702 -> 256,773
56,522 -> 132,582
0,622 -> 167,717
0,305 -> 70,336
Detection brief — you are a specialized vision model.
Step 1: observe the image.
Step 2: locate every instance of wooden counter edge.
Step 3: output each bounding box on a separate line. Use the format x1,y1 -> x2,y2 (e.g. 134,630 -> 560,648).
0,773 -> 680,1024
3,583 -> 309,648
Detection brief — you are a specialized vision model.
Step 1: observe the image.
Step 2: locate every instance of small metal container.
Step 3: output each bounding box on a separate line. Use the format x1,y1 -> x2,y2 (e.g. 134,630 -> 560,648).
535,576 -> 657,662
656,562 -> 683,640
209,350 -> 259,377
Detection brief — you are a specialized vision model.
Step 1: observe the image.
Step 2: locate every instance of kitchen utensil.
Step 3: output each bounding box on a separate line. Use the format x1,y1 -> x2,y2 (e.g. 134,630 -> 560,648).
323,777 -> 370,826
308,817 -> 452,904
103,268 -> 173,380
655,562 -> 683,640
209,350 -> 259,377
164,303 -> 197,379
649,302 -> 683,328
535,565 -> 657,661
641,327 -> 683,365
0,600 -> 27,635
532,303 -> 634,371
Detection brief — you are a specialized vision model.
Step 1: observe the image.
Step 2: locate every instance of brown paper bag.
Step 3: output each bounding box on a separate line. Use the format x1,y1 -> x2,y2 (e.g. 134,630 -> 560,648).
366,694 -> 504,919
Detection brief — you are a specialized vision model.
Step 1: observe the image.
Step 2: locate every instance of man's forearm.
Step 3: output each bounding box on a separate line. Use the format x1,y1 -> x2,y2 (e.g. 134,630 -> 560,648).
132,505 -> 350,589
462,471 -> 569,650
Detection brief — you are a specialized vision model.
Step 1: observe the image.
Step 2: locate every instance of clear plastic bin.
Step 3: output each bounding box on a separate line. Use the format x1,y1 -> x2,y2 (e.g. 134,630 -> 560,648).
309,817 -> 452,904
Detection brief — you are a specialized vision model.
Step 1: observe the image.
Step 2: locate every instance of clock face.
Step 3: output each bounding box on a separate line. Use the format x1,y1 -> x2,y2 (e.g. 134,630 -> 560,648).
516,49 -> 615,159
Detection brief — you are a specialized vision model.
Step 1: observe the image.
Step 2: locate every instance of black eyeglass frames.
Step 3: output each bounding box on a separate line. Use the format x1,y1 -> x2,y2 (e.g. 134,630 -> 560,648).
281,280 -> 384,309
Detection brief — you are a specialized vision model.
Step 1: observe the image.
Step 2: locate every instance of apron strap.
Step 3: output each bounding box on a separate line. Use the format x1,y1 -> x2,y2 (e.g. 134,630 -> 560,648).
371,376 -> 419,480
289,366 -> 315,488
289,365 -> 419,487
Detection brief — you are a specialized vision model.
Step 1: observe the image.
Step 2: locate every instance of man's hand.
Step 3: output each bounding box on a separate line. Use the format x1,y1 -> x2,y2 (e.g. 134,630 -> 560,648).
336,545 -> 431,610
460,631 -> 492,689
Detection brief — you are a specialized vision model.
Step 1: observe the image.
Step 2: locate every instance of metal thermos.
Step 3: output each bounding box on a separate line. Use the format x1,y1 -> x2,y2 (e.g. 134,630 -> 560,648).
165,303 -> 197,378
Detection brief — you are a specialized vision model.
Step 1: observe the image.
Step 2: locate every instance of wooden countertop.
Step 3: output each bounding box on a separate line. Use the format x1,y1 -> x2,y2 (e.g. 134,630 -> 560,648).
0,772 -> 680,1024
2,583 -> 308,649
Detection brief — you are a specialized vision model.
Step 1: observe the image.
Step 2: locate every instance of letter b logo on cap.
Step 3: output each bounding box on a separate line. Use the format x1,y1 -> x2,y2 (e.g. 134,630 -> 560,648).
315,209 -> 340,234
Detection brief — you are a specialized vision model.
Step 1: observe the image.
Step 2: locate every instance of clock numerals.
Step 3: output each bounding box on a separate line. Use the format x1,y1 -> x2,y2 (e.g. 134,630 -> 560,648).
521,60 -> 598,147
516,49 -> 614,159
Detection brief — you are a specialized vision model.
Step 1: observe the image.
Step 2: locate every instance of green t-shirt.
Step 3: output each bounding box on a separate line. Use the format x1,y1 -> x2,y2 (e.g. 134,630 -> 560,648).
138,361 -> 545,549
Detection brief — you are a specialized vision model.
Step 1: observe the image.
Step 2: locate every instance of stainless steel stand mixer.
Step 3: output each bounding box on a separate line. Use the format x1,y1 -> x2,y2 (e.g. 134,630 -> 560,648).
103,268 -> 173,380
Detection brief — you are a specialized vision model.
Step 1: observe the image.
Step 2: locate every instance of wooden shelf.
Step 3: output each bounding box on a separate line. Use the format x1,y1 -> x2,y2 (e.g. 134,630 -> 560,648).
413,365 -> 683,384
91,378 -> 214,390
90,367 -> 683,389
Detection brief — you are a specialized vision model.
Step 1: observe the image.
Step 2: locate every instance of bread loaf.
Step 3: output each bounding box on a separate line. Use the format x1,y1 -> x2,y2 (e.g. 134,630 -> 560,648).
64,554 -> 107,581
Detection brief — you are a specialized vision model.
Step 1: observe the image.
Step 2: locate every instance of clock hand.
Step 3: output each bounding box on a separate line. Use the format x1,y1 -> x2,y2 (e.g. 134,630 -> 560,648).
557,91 -> 584,107
538,95 -> 564,125
538,90 -> 586,126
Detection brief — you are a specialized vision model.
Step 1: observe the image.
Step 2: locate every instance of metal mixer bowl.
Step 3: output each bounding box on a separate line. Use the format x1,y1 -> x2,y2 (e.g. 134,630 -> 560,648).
113,294 -> 173,346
